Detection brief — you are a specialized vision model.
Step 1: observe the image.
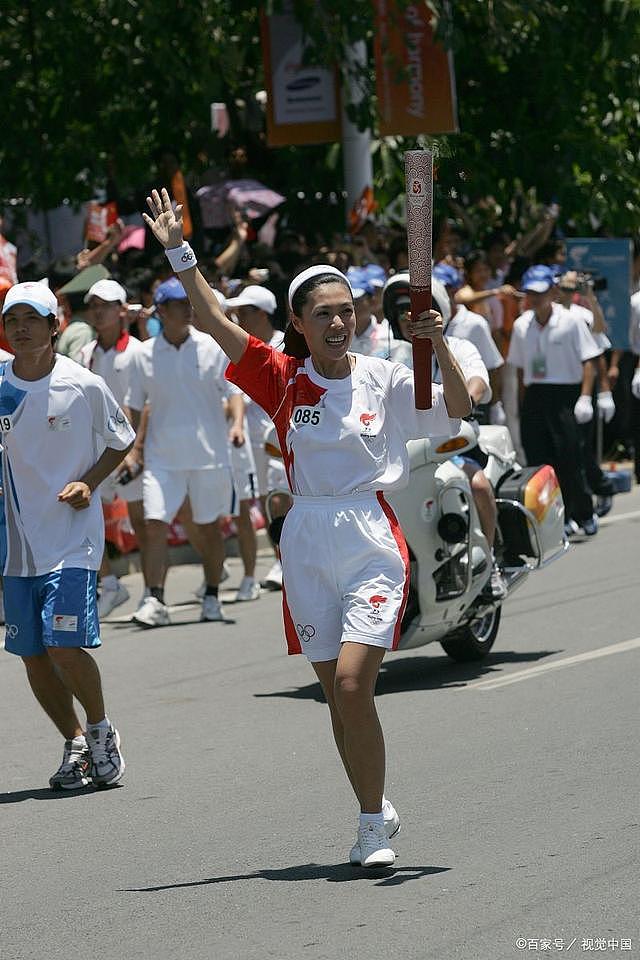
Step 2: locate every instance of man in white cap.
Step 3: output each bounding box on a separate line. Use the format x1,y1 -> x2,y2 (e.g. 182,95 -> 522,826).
78,279 -> 148,617
0,281 -> 134,790
224,284 -> 288,590
127,277 -> 245,626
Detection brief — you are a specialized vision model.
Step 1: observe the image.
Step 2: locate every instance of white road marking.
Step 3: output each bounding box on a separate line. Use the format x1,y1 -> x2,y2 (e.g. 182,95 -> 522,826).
465,636 -> 640,691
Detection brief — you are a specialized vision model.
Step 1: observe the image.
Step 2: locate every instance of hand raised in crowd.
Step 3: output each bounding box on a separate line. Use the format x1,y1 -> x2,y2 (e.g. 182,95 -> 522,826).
408,309 -> 445,345
57,481 -> 92,510
143,188 -> 184,250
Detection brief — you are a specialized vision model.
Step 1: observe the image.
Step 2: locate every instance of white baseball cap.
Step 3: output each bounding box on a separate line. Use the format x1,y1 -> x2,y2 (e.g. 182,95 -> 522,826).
224,285 -> 277,315
2,281 -> 59,318
84,278 -> 127,305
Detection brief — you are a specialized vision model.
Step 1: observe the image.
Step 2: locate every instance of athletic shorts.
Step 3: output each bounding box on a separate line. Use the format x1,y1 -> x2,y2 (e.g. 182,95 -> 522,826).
143,466 -> 234,525
3,568 -> 100,658
250,430 -> 287,497
99,469 -> 143,505
230,438 -> 257,506
279,492 -> 409,662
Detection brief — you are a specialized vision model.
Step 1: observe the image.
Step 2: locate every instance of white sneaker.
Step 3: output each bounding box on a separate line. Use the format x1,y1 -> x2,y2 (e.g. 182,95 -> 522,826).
98,581 -> 130,619
262,559 -> 283,591
136,587 -> 150,611
350,800 -> 400,864
236,576 -> 261,602
86,722 -> 125,788
201,595 -> 226,622
132,595 -> 170,628
354,820 -> 396,868
195,563 -> 230,599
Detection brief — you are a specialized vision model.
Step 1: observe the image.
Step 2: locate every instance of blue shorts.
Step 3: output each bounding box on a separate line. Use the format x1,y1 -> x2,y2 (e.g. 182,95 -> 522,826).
3,568 -> 100,658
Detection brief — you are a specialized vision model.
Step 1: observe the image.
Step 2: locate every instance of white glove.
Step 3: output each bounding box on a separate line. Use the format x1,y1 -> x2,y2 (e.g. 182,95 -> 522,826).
632,369 -> 640,400
489,400 -> 507,425
596,390 -> 616,423
574,394 -> 594,424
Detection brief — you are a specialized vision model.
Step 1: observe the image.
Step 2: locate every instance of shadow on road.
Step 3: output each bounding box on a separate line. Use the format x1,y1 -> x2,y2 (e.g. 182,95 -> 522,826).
256,648 -> 560,702
122,863 -> 450,891
0,783 -> 124,803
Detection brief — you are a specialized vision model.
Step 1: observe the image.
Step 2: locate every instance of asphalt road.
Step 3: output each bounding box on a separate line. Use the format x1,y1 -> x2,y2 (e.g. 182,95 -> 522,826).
2,490 -> 639,960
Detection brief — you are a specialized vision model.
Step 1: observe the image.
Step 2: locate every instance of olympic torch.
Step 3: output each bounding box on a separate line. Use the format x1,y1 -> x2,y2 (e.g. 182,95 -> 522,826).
404,150 -> 433,410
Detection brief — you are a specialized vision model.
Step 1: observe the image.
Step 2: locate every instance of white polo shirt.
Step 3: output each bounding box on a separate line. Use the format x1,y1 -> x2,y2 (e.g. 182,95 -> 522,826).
447,305 -> 504,371
390,336 -> 491,403
78,332 -> 144,407
127,327 -> 239,470
0,355 -> 134,576
507,303 -> 601,386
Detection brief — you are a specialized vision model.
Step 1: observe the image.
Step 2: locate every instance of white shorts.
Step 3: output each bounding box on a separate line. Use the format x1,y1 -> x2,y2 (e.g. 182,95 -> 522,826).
250,429 -> 287,496
230,438 -> 257,506
143,466 -> 234,524
99,470 -> 143,504
279,493 -> 409,662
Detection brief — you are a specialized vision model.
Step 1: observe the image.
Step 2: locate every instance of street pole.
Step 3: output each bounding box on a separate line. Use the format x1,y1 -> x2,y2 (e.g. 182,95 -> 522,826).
340,40 -> 373,227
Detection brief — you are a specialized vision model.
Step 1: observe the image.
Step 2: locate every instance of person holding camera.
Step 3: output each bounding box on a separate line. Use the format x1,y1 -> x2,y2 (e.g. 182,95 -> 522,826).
79,279 -> 149,617
508,265 -> 602,536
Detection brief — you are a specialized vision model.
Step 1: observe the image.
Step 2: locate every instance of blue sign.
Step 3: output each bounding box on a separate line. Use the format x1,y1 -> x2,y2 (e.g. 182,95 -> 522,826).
565,238 -> 632,349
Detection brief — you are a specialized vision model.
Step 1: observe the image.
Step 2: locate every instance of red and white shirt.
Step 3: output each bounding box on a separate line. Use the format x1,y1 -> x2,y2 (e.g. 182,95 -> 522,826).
226,336 -> 459,497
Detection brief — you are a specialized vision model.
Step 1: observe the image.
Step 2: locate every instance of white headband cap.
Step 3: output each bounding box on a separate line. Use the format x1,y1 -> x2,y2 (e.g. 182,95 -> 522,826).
287,265 -> 353,311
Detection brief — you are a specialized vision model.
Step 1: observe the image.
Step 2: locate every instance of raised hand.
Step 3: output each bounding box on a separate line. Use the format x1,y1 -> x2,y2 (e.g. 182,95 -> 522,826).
142,188 -> 184,249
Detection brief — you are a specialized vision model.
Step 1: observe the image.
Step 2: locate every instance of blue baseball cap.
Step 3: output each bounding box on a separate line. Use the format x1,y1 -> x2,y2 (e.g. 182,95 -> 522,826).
154,277 -> 188,305
521,264 -> 557,293
433,263 -> 463,289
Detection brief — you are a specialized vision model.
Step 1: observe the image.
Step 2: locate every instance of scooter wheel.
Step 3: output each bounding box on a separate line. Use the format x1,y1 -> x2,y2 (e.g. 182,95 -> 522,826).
440,605 -> 501,662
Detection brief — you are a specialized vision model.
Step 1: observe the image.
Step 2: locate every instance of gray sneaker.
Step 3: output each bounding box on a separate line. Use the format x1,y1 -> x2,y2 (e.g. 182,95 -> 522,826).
86,723 -> 125,788
49,737 -> 91,791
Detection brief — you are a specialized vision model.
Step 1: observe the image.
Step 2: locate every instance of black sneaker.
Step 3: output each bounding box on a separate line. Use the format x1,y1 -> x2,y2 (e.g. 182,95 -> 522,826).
579,514 -> 599,537
49,737 -> 91,790
87,722 -> 125,788
595,495 -> 613,518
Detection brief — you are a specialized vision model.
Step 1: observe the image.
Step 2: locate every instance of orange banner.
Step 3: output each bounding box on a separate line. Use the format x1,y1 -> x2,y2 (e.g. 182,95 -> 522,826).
261,7 -> 342,147
374,1 -> 458,136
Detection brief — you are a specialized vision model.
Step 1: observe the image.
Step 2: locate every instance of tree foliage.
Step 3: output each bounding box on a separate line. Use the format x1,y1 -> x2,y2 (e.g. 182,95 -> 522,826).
1,0 -> 640,238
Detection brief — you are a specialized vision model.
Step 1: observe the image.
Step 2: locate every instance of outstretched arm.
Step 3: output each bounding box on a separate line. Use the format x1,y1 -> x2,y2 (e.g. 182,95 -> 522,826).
142,188 -> 248,364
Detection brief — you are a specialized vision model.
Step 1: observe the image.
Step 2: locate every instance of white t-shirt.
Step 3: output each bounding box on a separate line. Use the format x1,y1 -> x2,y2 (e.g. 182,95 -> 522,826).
0,355 -> 134,576
127,327 -> 239,470
630,291 -> 640,355
78,332 -> 144,407
351,317 -> 394,359
447,306 -> 504,371
0,349 -> 13,362
389,336 -> 491,404
226,336 -> 460,497
565,303 -> 610,353
507,303 -> 601,386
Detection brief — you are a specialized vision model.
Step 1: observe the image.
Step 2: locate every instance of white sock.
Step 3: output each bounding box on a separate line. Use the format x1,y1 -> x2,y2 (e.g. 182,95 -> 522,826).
102,575 -> 118,591
70,734 -> 87,748
360,811 -> 384,828
87,717 -> 109,732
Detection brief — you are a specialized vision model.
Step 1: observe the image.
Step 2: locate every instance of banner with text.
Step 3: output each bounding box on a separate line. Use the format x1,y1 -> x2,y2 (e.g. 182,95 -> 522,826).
374,1 -> 458,137
261,4 -> 341,147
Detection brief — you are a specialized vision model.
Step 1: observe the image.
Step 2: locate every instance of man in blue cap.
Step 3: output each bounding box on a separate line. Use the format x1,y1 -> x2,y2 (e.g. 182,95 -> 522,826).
507,265 -> 602,536
126,277 -> 246,626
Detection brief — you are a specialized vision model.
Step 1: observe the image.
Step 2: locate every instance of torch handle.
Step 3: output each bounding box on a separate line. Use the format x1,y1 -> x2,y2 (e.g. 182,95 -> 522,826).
410,287 -> 433,410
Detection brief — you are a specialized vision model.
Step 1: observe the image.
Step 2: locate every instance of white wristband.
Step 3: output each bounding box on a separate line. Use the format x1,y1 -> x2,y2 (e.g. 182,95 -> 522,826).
165,242 -> 197,272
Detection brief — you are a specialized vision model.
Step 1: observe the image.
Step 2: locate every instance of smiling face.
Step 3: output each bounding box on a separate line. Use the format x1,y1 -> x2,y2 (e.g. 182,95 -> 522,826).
291,281 -> 355,371
3,303 -> 58,356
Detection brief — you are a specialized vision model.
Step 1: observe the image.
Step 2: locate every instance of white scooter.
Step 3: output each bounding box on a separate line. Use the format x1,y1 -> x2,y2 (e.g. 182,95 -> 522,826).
387,418 -> 568,660
264,418 -> 568,663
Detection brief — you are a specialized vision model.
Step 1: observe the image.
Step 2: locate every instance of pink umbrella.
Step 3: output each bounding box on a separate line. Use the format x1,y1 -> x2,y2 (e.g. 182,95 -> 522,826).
196,179 -> 286,229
